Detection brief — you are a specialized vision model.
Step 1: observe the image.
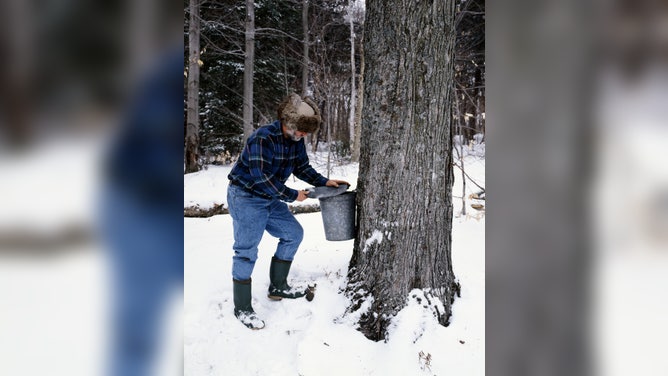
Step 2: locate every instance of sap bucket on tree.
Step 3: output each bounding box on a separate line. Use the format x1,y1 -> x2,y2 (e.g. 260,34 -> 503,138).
307,185 -> 356,241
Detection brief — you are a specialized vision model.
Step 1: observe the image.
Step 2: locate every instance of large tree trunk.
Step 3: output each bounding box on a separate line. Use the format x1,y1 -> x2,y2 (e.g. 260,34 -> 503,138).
242,0 -> 255,144
185,0 -> 200,173
346,0 -> 459,341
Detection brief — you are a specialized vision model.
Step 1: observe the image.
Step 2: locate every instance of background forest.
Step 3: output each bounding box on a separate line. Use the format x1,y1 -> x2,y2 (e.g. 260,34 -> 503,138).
184,0 -> 484,170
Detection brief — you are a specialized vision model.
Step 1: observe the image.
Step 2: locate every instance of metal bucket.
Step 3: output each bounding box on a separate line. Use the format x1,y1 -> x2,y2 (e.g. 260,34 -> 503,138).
319,191 -> 356,241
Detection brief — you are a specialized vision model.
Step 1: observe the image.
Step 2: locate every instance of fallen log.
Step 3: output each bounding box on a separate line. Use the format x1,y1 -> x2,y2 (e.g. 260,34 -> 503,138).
184,203 -> 321,217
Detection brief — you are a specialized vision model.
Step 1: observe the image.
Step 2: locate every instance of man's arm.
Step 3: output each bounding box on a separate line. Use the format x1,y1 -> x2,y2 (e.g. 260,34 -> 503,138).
293,142 -> 329,186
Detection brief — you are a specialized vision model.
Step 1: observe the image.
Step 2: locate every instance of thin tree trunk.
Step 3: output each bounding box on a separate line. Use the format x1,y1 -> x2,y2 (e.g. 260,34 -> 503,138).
282,40 -> 289,94
326,113 -> 332,178
185,0 -> 201,173
302,0 -> 310,96
459,136 -> 467,216
454,94 -> 467,216
242,0 -> 255,144
336,93 -> 344,144
303,0 -> 315,151
347,0 -> 459,341
476,86 -> 484,137
351,26 -> 364,163
348,0 -> 356,154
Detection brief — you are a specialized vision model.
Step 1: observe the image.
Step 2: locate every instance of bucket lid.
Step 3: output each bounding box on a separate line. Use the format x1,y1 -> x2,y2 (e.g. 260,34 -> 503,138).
306,184 -> 349,199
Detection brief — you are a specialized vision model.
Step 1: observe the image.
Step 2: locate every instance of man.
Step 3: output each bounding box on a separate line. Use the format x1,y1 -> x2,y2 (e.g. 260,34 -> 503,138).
227,93 -> 349,329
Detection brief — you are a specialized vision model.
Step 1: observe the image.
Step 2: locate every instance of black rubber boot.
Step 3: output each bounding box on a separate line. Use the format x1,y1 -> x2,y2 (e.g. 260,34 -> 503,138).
233,278 -> 265,330
268,257 -> 308,300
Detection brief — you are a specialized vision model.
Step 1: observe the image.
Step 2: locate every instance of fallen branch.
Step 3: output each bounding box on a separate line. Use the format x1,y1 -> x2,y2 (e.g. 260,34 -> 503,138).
184,203 -> 322,217
452,161 -> 485,192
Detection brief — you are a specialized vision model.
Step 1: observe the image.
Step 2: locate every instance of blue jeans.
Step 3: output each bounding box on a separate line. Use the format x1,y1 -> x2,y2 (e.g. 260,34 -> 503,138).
100,185 -> 183,376
227,184 -> 304,281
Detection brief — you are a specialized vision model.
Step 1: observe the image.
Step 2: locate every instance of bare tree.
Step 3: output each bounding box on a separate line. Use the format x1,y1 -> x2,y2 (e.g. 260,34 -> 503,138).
301,0 -> 310,96
347,0 -> 356,154
346,0 -> 460,341
351,19 -> 364,163
185,0 -> 201,173
242,0 -> 255,144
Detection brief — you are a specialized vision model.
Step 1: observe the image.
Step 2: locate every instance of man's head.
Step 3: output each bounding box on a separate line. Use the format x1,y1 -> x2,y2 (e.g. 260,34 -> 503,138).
277,93 -> 321,141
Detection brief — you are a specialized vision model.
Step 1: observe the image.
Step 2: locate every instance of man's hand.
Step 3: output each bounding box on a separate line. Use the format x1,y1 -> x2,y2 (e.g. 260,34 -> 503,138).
296,190 -> 310,202
325,179 -> 350,188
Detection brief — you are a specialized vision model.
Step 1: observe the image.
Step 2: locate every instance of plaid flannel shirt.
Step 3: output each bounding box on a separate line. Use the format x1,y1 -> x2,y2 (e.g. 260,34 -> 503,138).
228,120 -> 329,202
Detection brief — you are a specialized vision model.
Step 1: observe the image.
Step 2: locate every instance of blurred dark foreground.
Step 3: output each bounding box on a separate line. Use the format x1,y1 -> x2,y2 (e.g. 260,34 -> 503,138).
0,0 -> 183,375
1,0 -> 668,375
488,0 -> 668,375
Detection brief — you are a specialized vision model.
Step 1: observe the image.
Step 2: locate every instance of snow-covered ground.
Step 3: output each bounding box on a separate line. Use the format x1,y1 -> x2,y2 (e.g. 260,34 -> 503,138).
0,137 -> 484,375
8,131 -> 668,375
184,148 -> 486,376
0,136 -> 111,376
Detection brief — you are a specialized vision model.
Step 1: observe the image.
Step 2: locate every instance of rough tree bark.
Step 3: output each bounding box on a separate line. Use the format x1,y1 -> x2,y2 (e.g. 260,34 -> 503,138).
185,0 -> 200,173
241,0 -> 255,144
346,0 -> 460,341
